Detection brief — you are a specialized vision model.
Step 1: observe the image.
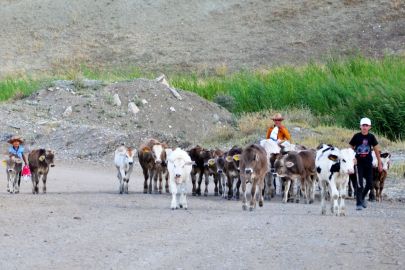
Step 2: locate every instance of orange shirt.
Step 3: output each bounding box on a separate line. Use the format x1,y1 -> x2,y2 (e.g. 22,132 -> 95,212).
265,126 -> 291,141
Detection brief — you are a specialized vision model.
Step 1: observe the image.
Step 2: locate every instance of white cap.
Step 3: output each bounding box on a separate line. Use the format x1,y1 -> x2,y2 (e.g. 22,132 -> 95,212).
360,118 -> 371,126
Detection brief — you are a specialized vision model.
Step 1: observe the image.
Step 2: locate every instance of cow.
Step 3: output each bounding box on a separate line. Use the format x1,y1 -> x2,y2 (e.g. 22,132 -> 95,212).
316,145 -> 355,216
279,141 -> 309,153
28,149 -> 55,194
260,139 -> 281,200
203,147 -> 224,196
167,148 -> 195,210
187,145 -> 205,196
224,145 -> 243,200
114,146 -> 136,194
3,153 -> 23,194
229,144 -> 268,211
269,153 -> 295,203
273,149 -> 317,204
208,149 -> 228,199
372,152 -> 391,202
138,138 -> 170,194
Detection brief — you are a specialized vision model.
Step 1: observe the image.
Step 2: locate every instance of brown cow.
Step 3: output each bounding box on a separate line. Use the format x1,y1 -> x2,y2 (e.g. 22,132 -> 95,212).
273,149 -> 317,204
224,145 -> 243,200
138,138 -> 170,194
28,149 -> 55,194
4,153 -> 23,194
229,144 -> 268,211
200,148 -> 223,196
188,145 -> 205,196
208,149 -> 228,199
269,153 -> 295,203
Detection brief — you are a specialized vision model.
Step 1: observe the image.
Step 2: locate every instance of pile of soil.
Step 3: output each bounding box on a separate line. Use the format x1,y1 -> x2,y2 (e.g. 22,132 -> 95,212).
0,78 -> 231,163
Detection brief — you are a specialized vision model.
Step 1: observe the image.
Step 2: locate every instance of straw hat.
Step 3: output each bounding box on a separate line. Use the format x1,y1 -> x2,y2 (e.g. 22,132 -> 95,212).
271,112 -> 284,121
7,136 -> 24,144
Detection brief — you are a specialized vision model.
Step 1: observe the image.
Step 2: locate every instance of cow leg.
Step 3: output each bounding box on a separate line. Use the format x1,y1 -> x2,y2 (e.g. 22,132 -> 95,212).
142,168 -> 149,194
42,173 -> 48,194
339,184 -> 347,216
330,184 -> 338,215
191,173 -> 197,196
320,180 -> 327,215
258,179 -> 264,207
203,171 -> 209,197
264,172 -> 272,201
15,174 -> 20,194
226,174 -> 233,200
157,169 -> 163,194
148,171 -> 154,194
9,175 -> 14,194
218,174 -> 223,195
241,175 -> 248,210
179,183 -> 188,210
295,179 -> 301,203
302,178 -> 309,204
308,177 -> 316,204
118,169 -> 124,194
153,170 -> 159,194
282,179 -> 291,204
34,173 -> 39,194
170,181 -> 178,210
235,178 -> 241,201
165,172 -> 170,193
213,174 -> 219,196
249,179 -> 257,211
196,172 -> 203,196
222,174 -> 228,199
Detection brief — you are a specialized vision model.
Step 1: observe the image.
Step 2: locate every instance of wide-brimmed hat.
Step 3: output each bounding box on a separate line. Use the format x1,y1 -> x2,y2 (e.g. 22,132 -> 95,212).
7,136 -> 24,144
271,112 -> 284,121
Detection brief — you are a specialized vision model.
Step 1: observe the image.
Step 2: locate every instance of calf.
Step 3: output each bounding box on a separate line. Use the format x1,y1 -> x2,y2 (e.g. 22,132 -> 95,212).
114,146 -> 135,194
4,153 -> 23,194
28,149 -> 55,194
316,146 -> 355,216
229,144 -> 268,211
188,145 -> 205,196
260,139 -> 281,200
208,149 -> 228,199
224,145 -> 243,200
138,138 -> 170,194
269,153 -> 295,203
167,148 -> 195,210
204,147 -> 224,196
273,149 -> 317,204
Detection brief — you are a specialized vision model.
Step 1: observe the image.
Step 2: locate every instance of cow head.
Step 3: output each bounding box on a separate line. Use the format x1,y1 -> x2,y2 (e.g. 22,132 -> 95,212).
167,149 -> 195,184
380,152 -> 391,171
126,149 -> 135,165
39,150 -> 55,167
269,153 -> 283,172
337,148 -> 355,175
273,154 -> 294,178
4,153 -> 22,173
200,150 -> 212,167
142,143 -> 168,164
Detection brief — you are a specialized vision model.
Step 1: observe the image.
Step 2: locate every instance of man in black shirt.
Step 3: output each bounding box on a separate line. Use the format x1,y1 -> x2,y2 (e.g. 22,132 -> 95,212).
349,118 -> 383,211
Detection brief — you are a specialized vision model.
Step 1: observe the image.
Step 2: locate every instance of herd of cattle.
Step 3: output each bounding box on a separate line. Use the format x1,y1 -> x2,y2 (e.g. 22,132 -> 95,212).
4,138 -> 391,216
113,138 -> 391,215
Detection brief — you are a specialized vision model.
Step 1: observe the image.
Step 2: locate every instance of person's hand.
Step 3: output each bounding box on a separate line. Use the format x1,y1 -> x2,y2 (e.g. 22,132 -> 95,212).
354,158 -> 357,166
378,163 -> 383,173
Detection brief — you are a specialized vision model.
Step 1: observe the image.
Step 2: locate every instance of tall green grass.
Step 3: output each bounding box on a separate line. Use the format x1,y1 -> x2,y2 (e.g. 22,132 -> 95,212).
1,53 -> 404,140
170,54 -> 405,141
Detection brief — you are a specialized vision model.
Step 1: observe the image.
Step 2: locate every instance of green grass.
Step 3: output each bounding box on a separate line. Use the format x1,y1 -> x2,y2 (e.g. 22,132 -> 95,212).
169,53 -> 405,141
1,53 -> 404,140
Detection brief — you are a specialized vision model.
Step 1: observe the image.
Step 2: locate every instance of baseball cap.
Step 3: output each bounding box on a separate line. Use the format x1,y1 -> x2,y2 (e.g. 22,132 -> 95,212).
360,118 -> 371,126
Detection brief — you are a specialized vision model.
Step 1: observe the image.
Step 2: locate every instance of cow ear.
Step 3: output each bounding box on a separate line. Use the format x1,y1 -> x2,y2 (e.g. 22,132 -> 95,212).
233,154 -> 241,161
2,160 -> 6,165
39,156 -> 45,162
328,154 -> 339,161
225,156 -> 233,162
286,161 -> 294,168
186,161 -> 195,166
208,159 -> 215,165
142,147 -> 150,153
255,154 -> 259,161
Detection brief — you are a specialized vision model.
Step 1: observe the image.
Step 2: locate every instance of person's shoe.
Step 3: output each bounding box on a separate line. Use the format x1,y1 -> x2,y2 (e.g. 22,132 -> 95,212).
356,205 -> 363,211
361,199 -> 367,208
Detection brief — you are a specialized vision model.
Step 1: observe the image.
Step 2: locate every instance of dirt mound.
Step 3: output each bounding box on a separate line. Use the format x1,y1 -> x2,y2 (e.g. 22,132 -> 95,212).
0,78 -> 232,161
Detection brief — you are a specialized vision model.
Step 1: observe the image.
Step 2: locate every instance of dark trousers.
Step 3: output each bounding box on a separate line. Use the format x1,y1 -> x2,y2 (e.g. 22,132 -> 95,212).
355,163 -> 373,206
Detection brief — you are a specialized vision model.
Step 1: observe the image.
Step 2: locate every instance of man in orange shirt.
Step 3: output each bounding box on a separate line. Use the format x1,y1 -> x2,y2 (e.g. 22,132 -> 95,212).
265,113 -> 291,142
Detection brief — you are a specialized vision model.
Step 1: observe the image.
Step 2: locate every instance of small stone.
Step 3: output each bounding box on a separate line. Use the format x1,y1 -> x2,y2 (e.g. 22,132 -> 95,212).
142,99 -> 148,104
170,107 -> 176,112
63,106 -> 72,118
113,94 -> 121,106
128,102 -> 140,115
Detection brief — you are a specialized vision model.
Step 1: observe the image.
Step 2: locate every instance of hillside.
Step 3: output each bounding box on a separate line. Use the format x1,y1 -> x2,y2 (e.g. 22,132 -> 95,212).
0,0 -> 404,75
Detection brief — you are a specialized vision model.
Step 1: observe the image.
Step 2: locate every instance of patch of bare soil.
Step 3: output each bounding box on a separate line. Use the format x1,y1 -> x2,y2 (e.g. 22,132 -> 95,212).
1,161 -> 404,269
0,0 -> 404,75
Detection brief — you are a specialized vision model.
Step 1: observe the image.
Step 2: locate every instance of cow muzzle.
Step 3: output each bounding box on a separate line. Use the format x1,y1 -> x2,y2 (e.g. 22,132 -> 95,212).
204,163 -> 209,167
8,169 -> 13,172
175,174 -> 181,178
347,169 -> 354,174
128,162 -> 133,165
155,160 -> 162,164
217,169 -> 223,173
245,168 -> 252,173
270,168 -> 275,173
50,164 -> 55,167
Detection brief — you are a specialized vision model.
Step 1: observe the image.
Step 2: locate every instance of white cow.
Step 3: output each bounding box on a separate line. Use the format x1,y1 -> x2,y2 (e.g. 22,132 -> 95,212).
316,145 -> 355,216
114,146 -> 136,194
260,139 -> 281,200
167,148 -> 195,210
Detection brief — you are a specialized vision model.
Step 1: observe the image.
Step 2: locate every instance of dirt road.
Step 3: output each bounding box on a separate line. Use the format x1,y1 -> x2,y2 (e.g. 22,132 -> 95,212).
1,161 -> 404,269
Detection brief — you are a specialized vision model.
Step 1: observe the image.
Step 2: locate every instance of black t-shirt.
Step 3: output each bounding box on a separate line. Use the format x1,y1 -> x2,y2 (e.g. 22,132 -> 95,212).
349,132 -> 378,165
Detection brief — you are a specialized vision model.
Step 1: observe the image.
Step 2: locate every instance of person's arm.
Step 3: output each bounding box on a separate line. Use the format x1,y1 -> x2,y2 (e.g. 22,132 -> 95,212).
22,153 -> 27,165
373,145 -> 383,173
265,127 -> 272,140
279,126 -> 291,140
